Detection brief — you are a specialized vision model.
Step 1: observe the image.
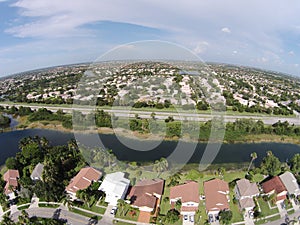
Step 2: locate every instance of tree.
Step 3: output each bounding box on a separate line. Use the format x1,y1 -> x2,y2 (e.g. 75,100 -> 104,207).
290,153 -> 300,175
175,199 -> 182,211
260,151 -> 281,176
153,158 -> 168,177
5,157 -> 17,169
218,210 -> 233,224
77,188 -> 91,207
18,210 -> 30,225
247,152 -> 257,173
218,167 -> 226,177
1,213 -> 14,225
168,172 -> 181,187
165,209 -> 180,224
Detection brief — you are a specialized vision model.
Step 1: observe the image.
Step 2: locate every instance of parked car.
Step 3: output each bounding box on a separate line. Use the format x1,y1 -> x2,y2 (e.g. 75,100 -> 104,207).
190,215 -> 194,222
248,211 -> 254,218
208,214 -> 214,223
110,206 -> 118,215
184,215 -> 188,221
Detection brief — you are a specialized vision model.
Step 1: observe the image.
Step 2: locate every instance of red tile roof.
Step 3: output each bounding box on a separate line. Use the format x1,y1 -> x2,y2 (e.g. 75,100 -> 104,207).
204,179 -> 230,212
3,169 -> 19,195
262,176 -> 287,194
66,167 -> 102,194
129,179 -> 164,210
181,206 -> 199,212
170,181 -> 199,203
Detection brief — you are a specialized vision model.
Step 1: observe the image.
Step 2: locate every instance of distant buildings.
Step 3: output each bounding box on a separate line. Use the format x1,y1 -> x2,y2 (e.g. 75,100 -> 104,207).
261,176 -> 287,203
170,181 -> 199,216
98,172 -> 130,206
66,167 -> 102,200
128,179 -> 164,213
279,171 -> 300,197
30,163 -> 44,181
234,178 -> 259,211
3,169 -> 20,199
204,178 -> 230,215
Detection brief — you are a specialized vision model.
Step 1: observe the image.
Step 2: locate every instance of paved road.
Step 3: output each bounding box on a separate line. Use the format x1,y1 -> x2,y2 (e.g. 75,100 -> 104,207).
11,207 -> 97,225
263,210 -> 300,225
1,103 -> 299,125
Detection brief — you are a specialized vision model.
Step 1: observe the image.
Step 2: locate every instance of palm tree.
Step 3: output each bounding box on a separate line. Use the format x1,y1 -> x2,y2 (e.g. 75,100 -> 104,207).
168,172 -> 182,187
18,210 -> 30,224
153,158 -> 169,178
247,152 -> 257,172
62,193 -> 73,210
218,167 -> 225,177
2,213 -> 14,225
117,199 -> 125,216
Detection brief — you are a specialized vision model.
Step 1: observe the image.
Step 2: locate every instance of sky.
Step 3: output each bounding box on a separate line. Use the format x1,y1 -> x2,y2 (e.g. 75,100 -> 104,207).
0,0 -> 300,77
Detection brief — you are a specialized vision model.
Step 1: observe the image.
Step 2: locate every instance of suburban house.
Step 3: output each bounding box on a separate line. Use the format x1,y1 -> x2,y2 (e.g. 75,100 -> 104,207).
203,178 -> 230,215
234,178 -> 260,211
66,167 -> 102,200
128,179 -> 164,213
30,163 -> 44,181
170,181 -> 199,216
3,169 -> 20,200
261,176 -> 287,203
279,171 -> 300,197
98,172 -> 130,206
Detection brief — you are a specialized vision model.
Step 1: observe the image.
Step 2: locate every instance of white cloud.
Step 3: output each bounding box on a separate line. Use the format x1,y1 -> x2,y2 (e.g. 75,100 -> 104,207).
193,41 -> 209,54
3,0 -> 300,75
289,50 -> 295,55
221,27 -> 231,33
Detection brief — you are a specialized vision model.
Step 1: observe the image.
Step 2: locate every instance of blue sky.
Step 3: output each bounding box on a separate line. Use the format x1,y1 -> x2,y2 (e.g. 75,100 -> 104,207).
1,0 -> 300,76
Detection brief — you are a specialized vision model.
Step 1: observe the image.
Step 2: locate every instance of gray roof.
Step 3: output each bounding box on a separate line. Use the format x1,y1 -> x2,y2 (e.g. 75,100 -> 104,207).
239,197 -> 255,209
236,179 -> 259,197
279,171 -> 300,195
31,163 -> 44,180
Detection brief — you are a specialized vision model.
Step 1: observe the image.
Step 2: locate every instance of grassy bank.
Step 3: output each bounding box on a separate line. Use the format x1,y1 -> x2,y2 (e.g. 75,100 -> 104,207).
13,115 -> 300,145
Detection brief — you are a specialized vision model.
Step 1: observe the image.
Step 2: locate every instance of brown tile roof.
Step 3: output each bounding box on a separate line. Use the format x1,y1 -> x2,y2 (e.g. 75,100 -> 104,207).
204,179 -> 230,212
262,176 -> 287,194
170,181 -> 199,203
181,206 -> 199,212
3,169 -> 20,195
276,194 -> 287,202
236,179 -> 259,197
66,167 -> 102,194
129,179 -> 164,210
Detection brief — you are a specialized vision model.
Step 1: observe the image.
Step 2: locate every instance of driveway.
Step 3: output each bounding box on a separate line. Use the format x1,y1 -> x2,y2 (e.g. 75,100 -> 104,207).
243,210 -> 255,225
276,202 -> 287,218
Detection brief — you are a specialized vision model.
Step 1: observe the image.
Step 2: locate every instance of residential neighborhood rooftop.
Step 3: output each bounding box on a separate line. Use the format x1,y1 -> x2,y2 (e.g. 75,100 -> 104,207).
203,178 -> 230,213
30,163 -> 44,180
262,176 -> 287,194
170,181 -> 199,203
129,179 -> 164,209
279,171 -> 300,196
236,178 -> 259,197
3,169 -> 20,195
66,167 -> 102,194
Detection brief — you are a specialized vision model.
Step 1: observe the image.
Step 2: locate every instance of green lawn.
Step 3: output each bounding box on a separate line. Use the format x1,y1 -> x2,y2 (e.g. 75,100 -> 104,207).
115,207 -> 140,222
70,207 -> 102,220
38,203 -> 59,208
113,220 -> 136,225
287,209 -> 295,215
17,204 -> 30,210
257,198 -> 279,216
229,191 -> 244,223
80,204 -> 106,214
160,187 -> 171,215
254,214 -> 281,225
